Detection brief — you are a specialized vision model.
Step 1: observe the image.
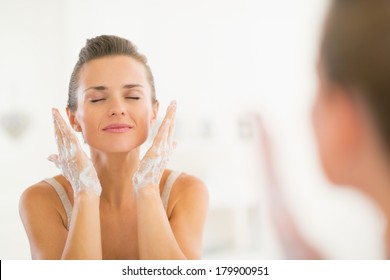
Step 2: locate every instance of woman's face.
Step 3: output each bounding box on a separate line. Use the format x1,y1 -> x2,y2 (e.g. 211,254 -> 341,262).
311,60 -> 357,185
312,61 -> 335,180
69,55 -> 158,154
312,58 -> 390,189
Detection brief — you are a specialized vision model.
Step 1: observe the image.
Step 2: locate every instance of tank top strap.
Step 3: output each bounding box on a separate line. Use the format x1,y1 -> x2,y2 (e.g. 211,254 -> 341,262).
43,172 -> 180,228
161,171 -> 181,212
43,177 -> 72,230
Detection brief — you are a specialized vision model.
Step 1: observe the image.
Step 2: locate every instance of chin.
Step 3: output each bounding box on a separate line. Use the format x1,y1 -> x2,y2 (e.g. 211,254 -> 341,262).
87,139 -> 145,155
102,146 -> 138,154
85,131 -> 148,152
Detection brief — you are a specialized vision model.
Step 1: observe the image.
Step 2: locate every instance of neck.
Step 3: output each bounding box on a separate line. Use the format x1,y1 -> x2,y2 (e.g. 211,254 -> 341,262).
90,148 -> 140,205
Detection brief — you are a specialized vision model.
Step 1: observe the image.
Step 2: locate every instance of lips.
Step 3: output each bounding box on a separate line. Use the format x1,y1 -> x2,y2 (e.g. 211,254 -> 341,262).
102,123 -> 132,133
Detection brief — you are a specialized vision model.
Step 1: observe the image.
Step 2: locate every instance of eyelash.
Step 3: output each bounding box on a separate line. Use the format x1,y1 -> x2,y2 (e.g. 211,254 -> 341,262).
90,98 -> 105,103
90,97 -> 140,103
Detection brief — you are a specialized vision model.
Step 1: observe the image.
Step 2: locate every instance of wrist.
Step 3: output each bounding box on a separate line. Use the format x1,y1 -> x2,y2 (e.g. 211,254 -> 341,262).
135,184 -> 160,197
79,163 -> 102,197
75,189 -> 101,202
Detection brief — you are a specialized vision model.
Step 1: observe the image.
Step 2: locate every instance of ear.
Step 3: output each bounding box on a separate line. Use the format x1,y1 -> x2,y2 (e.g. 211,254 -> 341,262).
150,100 -> 159,127
331,87 -> 363,159
66,107 -> 82,132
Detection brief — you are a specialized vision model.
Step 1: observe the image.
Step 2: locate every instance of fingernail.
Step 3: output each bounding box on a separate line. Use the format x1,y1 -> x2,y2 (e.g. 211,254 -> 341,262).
170,100 -> 177,108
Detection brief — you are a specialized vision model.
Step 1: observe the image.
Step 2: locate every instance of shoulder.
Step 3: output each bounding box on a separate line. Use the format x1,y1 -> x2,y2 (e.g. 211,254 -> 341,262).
175,172 -> 208,197
19,181 -> 56,234
20,180 -> 57,210
19,177 -> 71,259
167,171 -> 209,216
19,176 -> 69,226
21,175 -> 73,204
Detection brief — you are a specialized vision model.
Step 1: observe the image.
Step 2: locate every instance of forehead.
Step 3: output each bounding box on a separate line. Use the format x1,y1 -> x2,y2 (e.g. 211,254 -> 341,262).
78,55 -> 150,90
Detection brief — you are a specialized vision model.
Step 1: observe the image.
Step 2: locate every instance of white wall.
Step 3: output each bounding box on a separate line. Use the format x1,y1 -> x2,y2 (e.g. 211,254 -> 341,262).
0,0 -> 385,259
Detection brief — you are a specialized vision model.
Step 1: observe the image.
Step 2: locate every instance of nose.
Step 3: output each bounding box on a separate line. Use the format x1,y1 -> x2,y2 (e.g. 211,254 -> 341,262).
108,98 -> 126,116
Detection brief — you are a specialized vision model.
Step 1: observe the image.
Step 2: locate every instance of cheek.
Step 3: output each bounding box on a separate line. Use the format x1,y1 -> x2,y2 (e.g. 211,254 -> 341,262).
75,108 -> 98,142
312,98 -> 330,152
312,94 -> 340,180
134,106 -> 154,139
74,100 -> 156,151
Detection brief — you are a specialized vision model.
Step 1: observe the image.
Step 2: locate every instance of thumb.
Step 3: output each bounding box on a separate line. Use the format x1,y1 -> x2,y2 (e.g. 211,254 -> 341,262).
47,154 -> 60,168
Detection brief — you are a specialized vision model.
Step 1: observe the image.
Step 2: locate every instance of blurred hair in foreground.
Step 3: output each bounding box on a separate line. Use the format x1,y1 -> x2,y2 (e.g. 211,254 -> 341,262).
261,0 -> 390,259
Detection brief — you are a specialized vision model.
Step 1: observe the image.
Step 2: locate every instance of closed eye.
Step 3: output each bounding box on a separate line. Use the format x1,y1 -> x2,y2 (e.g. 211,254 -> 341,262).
90,98 -> 106,103
125,97 -> 140,100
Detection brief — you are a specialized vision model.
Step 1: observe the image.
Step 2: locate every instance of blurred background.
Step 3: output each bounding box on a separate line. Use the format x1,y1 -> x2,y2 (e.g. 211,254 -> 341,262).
0,0 -> 386,259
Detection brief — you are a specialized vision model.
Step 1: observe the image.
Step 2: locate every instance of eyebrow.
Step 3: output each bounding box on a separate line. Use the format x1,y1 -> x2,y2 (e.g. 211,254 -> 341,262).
123,84 -> 144,89
84,84 -> 144,92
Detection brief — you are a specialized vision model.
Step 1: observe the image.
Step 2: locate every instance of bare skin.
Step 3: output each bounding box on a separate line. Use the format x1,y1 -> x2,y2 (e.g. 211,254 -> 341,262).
19,55 -> 209,260
20,169 -> 207,259
261,60 -> 390,259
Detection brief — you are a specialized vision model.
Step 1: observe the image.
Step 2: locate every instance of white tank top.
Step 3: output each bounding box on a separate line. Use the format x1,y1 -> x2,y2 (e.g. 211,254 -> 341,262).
44,171 -> 182,230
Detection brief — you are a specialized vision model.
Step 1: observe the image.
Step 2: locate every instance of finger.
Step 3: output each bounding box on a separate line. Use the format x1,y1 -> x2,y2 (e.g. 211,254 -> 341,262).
52,108 -> 79,144
159,119 -> 170,152
52,109 -> 73,160
53,108 -> 81,157
52,110 -> 66,161
47,154 -> 60,168
164,100 -> 176,124
161,101 -> 176,152
167,102 -> 176,149
152,119 -> 170,154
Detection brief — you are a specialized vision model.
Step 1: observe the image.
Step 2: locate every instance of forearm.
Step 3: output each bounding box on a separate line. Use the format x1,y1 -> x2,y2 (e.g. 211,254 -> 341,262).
61,191 -> 102,259
136,186 -> 186,260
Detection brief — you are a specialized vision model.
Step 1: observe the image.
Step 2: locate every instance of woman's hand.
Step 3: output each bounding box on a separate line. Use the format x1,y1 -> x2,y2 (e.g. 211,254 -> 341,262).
133,101 -> 177,192
254,113 -> 322,259
48,108 -> 102,197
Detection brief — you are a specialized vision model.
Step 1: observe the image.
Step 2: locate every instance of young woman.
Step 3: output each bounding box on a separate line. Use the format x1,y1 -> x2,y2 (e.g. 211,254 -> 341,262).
19,35 -> 209,260
265,0 -> 390,259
